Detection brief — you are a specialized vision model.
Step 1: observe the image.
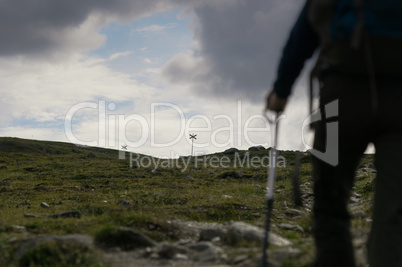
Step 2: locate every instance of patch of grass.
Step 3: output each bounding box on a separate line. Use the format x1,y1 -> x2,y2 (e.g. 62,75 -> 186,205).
94,226 -> 131,250
19,240 -> 105,267
0,237 -> 15,267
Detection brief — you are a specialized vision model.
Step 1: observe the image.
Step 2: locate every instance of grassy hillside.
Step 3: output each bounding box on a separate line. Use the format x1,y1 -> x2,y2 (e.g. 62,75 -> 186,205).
0,137 -> 376,266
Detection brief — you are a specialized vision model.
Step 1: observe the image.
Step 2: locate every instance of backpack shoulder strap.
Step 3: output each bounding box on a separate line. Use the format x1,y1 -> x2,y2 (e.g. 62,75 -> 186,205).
308,0 -> 339,47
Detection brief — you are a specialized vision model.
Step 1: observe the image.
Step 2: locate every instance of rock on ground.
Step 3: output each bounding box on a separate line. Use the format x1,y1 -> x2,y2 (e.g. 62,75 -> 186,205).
225,221 -> 292,247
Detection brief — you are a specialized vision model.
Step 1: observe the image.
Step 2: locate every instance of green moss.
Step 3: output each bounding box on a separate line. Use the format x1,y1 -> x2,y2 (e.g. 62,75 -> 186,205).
19,240 -> 105,267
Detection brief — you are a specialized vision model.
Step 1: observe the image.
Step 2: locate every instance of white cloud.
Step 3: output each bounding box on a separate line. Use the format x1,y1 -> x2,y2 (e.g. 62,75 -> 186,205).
0,0 -> 178,59
142,57 -> 161,65
134,23 -> 176,34
0,0 -> 316,158
163,0 -> 304,100
108,51 -> 132,61
0,54 -> 153,125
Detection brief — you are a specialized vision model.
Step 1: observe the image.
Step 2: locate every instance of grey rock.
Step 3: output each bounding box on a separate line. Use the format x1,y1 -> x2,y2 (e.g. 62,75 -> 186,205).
248,145 -> 266,151
270,248 -> 302,262
275,214 -> 285,219
211,236 -> 221,243
352,211 -> 367,218
150,252 -> 160,260
233,254 -> 249,264
8,225 -> 26,233
189,241 -> 214,252
34,183 -> 46,190
24,213 -> 40,218
349,197 -> 360,203
300,190 -> 314,198
173,253 -> 188,261
158,243 -> 188,259
223,148 -> 239,155
361,168 -> 377,173
285,209 -> 303,217
175,239 -> 193,246
199,229 -> 226,241
167,219 -> 227,240
225,222 -> 291,247
58,211 -> 81,218
96,227 -> 156,251
40,202 -> 50,209
119,199 -> 132,206
254,184 -> 262,190
278,223 -> 304,233
192,243 -> 225,263
23,211 -> 81,219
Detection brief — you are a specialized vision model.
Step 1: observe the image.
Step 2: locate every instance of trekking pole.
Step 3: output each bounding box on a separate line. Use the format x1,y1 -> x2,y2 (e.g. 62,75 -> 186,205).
292,150 -> 303,207
261,111 -> 280,267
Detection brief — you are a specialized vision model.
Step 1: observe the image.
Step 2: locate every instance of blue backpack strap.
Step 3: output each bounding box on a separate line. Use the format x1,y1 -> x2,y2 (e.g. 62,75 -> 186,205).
331,0 -> 402,39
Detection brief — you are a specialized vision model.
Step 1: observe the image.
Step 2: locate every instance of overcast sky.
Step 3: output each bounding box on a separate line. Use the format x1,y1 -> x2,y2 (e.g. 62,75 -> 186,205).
0,0 -> 317,157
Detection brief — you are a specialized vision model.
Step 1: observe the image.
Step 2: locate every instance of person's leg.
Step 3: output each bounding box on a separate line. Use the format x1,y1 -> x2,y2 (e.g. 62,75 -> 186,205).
368,134 -> 402,267
367,78 -> 402,267
311,73 -> 373,267
312,136 -> 367,267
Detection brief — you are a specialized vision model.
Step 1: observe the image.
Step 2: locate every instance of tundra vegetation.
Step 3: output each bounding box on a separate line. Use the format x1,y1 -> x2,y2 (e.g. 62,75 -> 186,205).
0,137 -> 375,266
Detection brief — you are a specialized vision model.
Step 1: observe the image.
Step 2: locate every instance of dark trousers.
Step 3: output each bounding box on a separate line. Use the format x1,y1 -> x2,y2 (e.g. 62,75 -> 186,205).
312,73 -> 402,267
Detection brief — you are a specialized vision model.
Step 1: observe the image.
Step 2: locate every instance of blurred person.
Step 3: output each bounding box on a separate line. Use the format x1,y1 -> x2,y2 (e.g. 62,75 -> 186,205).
266,1 -> 402,266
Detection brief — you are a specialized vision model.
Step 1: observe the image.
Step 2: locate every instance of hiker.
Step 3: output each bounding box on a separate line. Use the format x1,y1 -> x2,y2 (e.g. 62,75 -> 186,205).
265,1 -> 402,266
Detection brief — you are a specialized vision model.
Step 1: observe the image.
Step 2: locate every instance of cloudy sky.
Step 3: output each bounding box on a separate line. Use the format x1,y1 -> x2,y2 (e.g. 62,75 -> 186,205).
0,0 -> 315,158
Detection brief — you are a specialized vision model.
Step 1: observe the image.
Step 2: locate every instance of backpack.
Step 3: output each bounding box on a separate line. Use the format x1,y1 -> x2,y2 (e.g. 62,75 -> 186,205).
331,0 -> 402,40
308,0 -> 402,76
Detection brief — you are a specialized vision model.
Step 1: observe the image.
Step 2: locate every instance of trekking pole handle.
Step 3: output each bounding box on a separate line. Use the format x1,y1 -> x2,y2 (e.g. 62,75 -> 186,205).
266,111 -> 280,200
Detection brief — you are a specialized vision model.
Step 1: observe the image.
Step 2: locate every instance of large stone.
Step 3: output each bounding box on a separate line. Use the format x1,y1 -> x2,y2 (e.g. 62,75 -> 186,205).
95,227 -> 156,251
7,225 -> 26,233
223,148 -> 239,155
189,242 -> 226,263
40,202 -> 50,209
277,223 -> 304,233
199,229 -> 226,241
225,222 -> 291,247
189,241 -> 215,252
285,209 -> 303,217
270,248 -> 302,263
158,243 -> 188,259
248,145 -> 266,151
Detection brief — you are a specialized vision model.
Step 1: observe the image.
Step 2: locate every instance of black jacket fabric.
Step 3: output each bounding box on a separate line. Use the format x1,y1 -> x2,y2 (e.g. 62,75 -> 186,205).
272,2 -> 319,98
